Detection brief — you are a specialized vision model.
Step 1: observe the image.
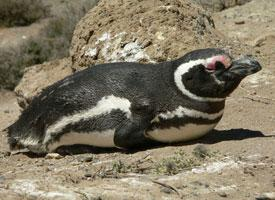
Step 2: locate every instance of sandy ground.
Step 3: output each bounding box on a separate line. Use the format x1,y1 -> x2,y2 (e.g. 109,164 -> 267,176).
0,0 -> 275,199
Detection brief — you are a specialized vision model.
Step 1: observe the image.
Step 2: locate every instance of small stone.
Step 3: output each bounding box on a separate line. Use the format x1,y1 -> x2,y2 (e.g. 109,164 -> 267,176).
160,187 -> 173,194
244,167 -> 255,176
79,156 -> 93,162
45,153 -> 63,159
84,173 -> 92,178
141,40 -> 152,48
191,180 -> 209,188
0,151 -> 11,157
90,197 -> 102,200
217,191 -> 228,198
71,161 -> 81,166
16,163 -> 23,167
0,176 -> 5,183
45,167 -> 51,172
256,192 -> 275,200
235,20 -> 245,25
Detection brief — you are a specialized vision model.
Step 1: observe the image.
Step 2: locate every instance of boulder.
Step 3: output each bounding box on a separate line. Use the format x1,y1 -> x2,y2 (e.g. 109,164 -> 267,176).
70,0 -> 247,71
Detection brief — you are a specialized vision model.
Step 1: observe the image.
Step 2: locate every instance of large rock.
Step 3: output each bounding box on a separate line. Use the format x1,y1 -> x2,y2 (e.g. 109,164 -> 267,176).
15,58 -> 73,109
70,0 -> 249,71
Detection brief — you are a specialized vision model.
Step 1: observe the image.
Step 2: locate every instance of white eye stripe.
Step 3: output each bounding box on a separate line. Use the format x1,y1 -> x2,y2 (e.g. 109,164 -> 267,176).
174,59 -> 226,102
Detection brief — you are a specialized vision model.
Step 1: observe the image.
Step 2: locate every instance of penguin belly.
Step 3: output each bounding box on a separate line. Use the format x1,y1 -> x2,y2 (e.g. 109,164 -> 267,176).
47,129 -> 116,152
146,123 -> 218,143
146,106 -> 224,143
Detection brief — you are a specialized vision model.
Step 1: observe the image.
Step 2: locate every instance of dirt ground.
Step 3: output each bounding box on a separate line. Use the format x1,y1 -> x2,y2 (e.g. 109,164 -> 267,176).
0,0 -> 275,199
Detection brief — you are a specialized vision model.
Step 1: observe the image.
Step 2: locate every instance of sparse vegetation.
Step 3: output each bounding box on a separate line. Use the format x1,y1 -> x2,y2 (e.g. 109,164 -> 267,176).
0,0 -> 98,89
90,149 -> 221,178
192,144 -> 211,159
154,150 -> 200,175
112,160 -> 128,174
0,37 -> 53,89
0,0 -> 49,27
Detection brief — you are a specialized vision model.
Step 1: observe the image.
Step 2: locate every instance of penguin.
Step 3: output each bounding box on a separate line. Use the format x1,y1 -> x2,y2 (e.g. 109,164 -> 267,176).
6,48 -> 262,154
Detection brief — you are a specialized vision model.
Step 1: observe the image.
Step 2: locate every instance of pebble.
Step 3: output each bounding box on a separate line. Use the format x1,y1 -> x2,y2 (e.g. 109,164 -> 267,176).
78,156 -> 94,162
235,20 -> 245,25
243,167 -> 255,176
45,153 -> 63,159
256,192 -> 275,200
0,175 -> 5,183
84,173 -> 92,178
141,39 -> 152,48
160,187 -> 173,194
16,163 -> 23,167
217,191 -> 228,198
191,181 -> 209,188
0,151 -> 11,157
83,156 -> 93,162
45,167 -> 51,172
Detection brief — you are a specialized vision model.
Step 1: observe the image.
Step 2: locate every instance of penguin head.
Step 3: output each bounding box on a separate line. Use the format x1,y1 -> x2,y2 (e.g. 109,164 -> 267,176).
175,48 -> 262,100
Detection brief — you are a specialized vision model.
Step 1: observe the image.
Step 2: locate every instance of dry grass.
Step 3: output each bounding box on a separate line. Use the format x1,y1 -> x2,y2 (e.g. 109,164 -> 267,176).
0,0 -> 98,89
0,0 -> 49,27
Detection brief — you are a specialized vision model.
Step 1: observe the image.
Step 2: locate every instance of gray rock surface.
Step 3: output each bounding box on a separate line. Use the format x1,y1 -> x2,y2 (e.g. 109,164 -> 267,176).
193,0 -> 251,12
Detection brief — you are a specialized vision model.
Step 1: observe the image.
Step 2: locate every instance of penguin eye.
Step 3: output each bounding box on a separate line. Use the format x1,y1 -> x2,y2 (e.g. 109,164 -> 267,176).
205,55 -> 231,72
215,61 -> 226,71
205,63 -> 216,72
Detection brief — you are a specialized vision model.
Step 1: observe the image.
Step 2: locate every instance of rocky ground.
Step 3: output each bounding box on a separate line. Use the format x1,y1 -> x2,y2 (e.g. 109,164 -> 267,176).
0,0 -> 275,199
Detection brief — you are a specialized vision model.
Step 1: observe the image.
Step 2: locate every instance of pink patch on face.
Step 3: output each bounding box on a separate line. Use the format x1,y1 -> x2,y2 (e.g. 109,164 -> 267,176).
206,55 -> 231,70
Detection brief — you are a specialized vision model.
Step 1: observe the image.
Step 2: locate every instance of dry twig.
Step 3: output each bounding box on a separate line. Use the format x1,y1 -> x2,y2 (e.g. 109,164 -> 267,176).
151,179 -> 181,196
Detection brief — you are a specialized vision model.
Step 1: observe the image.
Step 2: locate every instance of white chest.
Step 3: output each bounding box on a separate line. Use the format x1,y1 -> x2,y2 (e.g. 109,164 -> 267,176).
146,123 -> 218,143
146,105 -> 224,143
47,130 -> 116,152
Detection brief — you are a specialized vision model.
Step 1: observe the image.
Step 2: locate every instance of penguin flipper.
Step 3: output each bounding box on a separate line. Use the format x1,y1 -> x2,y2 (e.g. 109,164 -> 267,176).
114,98 -> 159,149
114,118 -> 158,149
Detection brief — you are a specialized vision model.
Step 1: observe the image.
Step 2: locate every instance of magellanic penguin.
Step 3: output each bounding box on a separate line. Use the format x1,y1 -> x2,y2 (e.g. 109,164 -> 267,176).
7,48 -> 262,154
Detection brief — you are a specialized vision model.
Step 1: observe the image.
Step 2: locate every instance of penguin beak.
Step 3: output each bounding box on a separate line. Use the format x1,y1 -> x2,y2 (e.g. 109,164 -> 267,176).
227,56 -> 262,78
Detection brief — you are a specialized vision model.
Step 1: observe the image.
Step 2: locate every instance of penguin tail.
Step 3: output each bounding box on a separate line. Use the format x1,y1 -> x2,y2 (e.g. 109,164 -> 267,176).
5,124 -> 20,150
4,123 -> 29,152
5,123 -> 47,154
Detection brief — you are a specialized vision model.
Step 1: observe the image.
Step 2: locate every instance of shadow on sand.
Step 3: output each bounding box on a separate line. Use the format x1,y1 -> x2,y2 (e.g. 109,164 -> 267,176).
184,128 -> 271,145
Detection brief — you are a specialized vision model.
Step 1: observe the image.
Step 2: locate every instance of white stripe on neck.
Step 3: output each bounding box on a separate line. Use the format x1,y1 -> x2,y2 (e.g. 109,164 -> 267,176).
158,106 -> 224,120
151,106 -> 224,123
174,59 -> 225,102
